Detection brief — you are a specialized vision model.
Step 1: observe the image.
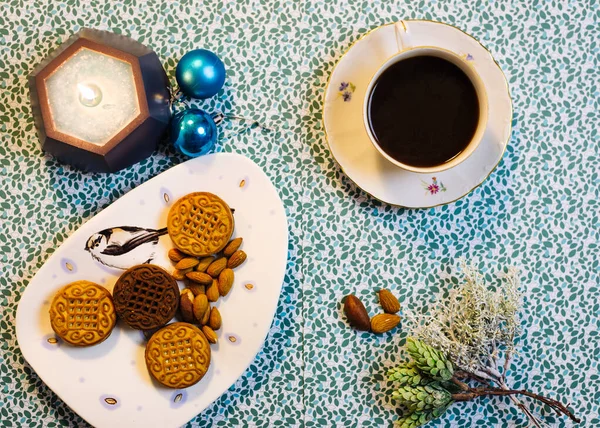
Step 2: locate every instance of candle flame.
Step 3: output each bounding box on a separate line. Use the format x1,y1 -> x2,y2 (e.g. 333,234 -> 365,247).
77,83 -> 102,107
77,83 -> 96,101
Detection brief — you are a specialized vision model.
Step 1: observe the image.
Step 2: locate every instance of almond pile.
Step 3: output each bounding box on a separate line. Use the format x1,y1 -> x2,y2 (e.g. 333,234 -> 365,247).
343,289 -> 401,334
168,237 -> 246,343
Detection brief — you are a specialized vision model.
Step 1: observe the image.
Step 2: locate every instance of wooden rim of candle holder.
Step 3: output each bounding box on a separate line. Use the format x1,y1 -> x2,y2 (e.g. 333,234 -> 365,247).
35,38 -> 150,155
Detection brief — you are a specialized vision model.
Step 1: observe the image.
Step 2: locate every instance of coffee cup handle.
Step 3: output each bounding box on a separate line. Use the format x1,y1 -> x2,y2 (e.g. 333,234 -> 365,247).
394,21 -> 412,52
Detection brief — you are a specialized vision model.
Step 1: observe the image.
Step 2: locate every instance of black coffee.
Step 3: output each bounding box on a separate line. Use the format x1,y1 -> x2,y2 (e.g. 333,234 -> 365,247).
367,55 -> 479,168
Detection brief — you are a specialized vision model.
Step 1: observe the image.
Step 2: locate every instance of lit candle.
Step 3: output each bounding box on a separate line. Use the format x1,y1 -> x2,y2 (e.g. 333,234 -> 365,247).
45,48 -> 140,146
29,28 -> 171,172
77,83 -> 102,107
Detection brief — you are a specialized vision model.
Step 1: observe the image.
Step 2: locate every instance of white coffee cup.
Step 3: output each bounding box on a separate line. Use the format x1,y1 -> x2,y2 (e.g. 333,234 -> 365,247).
363,46 -> 488,174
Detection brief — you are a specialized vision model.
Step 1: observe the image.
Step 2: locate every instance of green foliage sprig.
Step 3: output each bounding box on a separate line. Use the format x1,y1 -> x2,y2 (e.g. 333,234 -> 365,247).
388,261 -> 580,427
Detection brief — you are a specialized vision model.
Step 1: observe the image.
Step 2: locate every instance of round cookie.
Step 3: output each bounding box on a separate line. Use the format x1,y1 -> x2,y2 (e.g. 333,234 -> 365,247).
145,322 -> 211,388
113,264 -> 179,330
49,281 -> 116,347
167,192 -> 234,257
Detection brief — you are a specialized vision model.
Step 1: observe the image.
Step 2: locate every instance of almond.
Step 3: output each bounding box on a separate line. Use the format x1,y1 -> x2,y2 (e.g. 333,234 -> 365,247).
195,256 -> 215,272
378,289 -> 401,314
180,288 -> 194,298
172,268 -> 192,280
227,250 -> 247,269
370,313 -> 401,334
180,289 -> 195,323
207,257 -> 227,277
206,279 -> 220,302
202,325 -> 218,344
188,284 -> 205,296
192,294 -> 209,323
223,237 -> 243,257
208,307 -> 222,330
185,271 -> 213,286
343,295 -> 371,331
200,304 -> 211,325
175,257 -> 200,270
168,248 -> 186,263
218,269 -> 234,296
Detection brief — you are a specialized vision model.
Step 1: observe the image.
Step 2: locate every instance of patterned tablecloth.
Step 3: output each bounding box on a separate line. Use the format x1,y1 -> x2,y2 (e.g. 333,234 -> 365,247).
1,1 -> 598,427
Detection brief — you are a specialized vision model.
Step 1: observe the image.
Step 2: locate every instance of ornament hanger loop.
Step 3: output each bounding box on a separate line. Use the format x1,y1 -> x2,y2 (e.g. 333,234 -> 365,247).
215,112 -> 272,134
169,85 -> 187,115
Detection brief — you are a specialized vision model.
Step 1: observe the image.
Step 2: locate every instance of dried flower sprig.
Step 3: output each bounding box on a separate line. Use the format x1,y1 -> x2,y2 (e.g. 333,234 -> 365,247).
408,260 -> 521,379
389,261 -> 580,427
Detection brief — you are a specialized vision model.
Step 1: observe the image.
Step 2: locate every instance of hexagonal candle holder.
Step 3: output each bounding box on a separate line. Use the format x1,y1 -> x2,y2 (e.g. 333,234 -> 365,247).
29,28 -> 171,173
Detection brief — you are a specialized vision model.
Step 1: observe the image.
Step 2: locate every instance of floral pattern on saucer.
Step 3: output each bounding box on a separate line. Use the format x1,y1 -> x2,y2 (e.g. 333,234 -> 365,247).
338,81 -> 356,102
422,177 -> 447,195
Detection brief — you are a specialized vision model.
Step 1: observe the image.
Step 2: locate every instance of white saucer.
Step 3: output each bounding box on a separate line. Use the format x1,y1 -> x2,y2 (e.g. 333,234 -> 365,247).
323,20 -> 513,208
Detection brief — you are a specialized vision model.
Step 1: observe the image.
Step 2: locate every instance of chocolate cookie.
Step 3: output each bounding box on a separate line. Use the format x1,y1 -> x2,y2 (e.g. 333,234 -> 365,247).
49,281 -> 116,347
145,322 -> 211,388
167,192 -> 234,257
113,264 -> 179,330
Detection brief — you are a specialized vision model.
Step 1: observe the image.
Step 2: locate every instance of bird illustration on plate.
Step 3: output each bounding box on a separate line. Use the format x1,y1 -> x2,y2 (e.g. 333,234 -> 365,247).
84,226 -> 168,270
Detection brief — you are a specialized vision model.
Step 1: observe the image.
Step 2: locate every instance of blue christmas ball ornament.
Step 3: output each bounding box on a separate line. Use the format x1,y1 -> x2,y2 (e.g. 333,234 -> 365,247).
176,49 -> 226,99
170,109 -> 217,157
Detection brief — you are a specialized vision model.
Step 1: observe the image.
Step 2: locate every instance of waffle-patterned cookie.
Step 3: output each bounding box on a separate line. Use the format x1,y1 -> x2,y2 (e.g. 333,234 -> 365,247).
167,192 -> 234,257
113,264 -> 179,330
49,281 -> 116,347
145,322 -> 211,388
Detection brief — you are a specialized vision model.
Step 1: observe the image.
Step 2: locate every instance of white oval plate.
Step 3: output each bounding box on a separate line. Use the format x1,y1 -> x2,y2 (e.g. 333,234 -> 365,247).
16,153 -> 288,428
323,20 -> 513,208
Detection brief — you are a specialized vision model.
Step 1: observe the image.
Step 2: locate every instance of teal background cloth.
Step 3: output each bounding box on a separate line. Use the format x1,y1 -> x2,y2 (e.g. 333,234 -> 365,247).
1,1 -> 598,426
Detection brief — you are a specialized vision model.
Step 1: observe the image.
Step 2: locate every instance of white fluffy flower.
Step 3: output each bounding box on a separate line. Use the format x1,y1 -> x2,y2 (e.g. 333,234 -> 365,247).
405,259 -> 522,374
